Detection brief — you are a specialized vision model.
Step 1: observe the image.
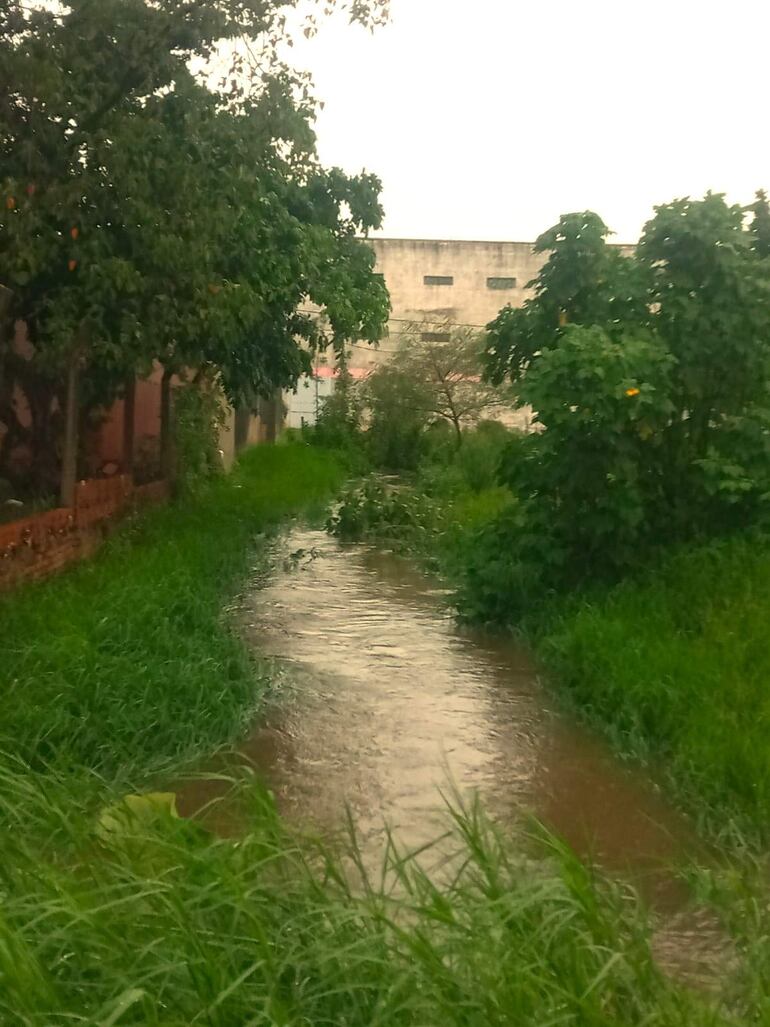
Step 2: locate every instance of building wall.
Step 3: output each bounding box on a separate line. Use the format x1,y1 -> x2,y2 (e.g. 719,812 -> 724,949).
350,237 -> 634,371
285,236 -> 634,427
347,239 -> 541,372
285,374 -> 335,431
96,364 -> 164,471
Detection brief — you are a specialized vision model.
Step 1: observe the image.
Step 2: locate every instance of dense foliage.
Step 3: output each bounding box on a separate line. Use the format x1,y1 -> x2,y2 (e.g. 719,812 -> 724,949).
0,0 -> 390,492
475,192 -> 770,617
309,327 -> 509,471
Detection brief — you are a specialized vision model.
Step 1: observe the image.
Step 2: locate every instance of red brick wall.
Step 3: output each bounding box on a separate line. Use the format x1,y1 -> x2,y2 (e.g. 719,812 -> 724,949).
96,366 -> 165,469
0,476 -> 169,591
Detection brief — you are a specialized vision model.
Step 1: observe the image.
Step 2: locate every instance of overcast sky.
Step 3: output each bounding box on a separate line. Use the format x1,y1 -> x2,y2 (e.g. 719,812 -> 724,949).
288,0 -> 770,243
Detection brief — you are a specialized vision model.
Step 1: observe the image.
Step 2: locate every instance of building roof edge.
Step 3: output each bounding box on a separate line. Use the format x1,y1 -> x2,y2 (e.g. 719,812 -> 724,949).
364,236 -> 637,249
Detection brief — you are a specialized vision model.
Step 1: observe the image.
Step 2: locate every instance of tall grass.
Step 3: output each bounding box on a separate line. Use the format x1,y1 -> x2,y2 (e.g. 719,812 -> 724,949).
0,444 -> 760,1023
537,533 -> 770,842
0,446 -> 344,784
0,777 -> 726,1026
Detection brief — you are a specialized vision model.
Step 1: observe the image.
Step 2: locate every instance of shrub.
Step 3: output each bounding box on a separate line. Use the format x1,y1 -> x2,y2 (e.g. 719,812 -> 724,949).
473,196 -> 770,616
362,364 -> 433,470
173,382 -> 226,495
456,420 -> 512,493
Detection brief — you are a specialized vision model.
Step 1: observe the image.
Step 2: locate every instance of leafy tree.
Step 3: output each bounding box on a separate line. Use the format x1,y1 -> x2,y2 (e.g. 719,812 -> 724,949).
637,192 -> 770,532
0,0 -> 389,493
506,325 -> 674,582
467,193 -> 770,617
484,212 -> 647,386
397,325 -> 509,445
749,189 -> 770,258
362,362 -> 434,471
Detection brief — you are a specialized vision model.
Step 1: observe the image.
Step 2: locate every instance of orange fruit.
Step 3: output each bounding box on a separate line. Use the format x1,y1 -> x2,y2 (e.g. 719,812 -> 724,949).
6,196 -> 15,210
68,259 -> 78,272
70,227 -> 79,240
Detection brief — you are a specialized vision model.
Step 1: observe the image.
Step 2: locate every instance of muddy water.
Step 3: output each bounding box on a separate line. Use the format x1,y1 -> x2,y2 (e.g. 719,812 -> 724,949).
178,528 -> 724,979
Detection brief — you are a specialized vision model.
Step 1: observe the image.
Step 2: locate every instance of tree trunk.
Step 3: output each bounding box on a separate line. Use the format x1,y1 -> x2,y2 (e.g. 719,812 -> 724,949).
123,375 -> 136,478
451,415 -> 463,448
264,388 -> 284,444
60,357 -> 79,508
160,367 -> 174,482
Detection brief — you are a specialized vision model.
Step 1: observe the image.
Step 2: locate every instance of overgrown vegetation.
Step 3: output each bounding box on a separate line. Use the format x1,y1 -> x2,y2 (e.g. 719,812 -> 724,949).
172,380 -> 227,495
328,191 -> 770,846
307,326 -> 512,472
1,443 -> 750,1026
1,780 -> 733,1026
475,196 -> 770,617
328,420 -> 514,582
453,195 -> 770,843
0,446 -> 344,780
536,533 -> 770,842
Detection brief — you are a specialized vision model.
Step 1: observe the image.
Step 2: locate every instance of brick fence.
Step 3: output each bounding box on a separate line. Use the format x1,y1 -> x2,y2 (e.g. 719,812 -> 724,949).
0,476 -> 169,590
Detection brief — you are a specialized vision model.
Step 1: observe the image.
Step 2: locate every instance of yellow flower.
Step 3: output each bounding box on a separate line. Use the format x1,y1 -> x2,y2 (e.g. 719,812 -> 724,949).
625,387 -> 640,397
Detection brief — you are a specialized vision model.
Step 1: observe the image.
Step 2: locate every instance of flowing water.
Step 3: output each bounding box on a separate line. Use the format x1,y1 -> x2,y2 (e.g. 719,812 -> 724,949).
177,527 -> 726,983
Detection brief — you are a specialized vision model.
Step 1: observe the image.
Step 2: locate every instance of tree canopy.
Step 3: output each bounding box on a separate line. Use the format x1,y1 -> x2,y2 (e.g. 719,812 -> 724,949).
473,193 -> 770,615
0,0 -> 390,489
394,324 -> 508,444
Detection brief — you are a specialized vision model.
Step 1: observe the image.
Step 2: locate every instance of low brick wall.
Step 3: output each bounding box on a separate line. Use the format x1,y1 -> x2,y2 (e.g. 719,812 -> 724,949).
133,480 -> 170,507
0,477 -> 169,591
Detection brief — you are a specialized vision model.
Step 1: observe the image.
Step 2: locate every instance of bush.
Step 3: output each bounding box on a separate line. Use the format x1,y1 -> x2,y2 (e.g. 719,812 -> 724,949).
173,383 -> 226,495
475,196 -> 770,617
362,363 -> 434,470
456,420 -> 512,493
328,476 -> 443,549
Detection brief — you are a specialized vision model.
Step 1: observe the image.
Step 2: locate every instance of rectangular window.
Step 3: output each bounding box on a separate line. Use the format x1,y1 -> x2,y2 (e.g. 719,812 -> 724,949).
487,276 -> 517,290
420,331 -> 451,342
423,275 -> 454,286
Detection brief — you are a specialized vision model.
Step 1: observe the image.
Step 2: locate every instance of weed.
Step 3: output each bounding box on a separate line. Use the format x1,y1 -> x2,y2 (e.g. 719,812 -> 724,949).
0,446 -> 345,785
0,779 -> 725,1025
536,533 -> 770,843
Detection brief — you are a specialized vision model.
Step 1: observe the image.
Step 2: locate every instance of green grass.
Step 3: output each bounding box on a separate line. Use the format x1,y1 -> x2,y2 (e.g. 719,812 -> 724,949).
537,532 -> 770,842
0,445 -> 344,785
0,778 -> 729,1026
0,444 -> 764,1023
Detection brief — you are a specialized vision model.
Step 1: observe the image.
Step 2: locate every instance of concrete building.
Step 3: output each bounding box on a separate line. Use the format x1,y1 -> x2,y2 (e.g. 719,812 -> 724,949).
285,236 -> 633,425
350,238 -> 544,372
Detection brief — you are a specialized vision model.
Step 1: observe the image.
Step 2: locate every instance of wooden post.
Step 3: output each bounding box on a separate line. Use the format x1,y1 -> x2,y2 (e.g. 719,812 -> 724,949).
123,375 -> 136,478
60,356 -> 79,508
159,366 -> 173,482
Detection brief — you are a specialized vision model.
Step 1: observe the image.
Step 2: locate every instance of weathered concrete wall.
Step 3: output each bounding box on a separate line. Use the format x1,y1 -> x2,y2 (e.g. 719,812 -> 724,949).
350,237 -> 634,372
285,236 -> 635,427
348,238 -> 541,372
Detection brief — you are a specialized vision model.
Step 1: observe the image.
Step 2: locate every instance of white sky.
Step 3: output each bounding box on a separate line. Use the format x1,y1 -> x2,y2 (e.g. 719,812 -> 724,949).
287,0 -> 770,244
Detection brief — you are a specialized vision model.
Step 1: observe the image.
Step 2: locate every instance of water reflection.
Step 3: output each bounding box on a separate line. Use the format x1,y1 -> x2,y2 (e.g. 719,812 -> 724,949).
176,529 -> 727,983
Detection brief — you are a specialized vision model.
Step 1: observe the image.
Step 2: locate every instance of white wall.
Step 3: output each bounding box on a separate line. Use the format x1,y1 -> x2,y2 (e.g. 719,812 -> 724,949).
285,375 -> 335,429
